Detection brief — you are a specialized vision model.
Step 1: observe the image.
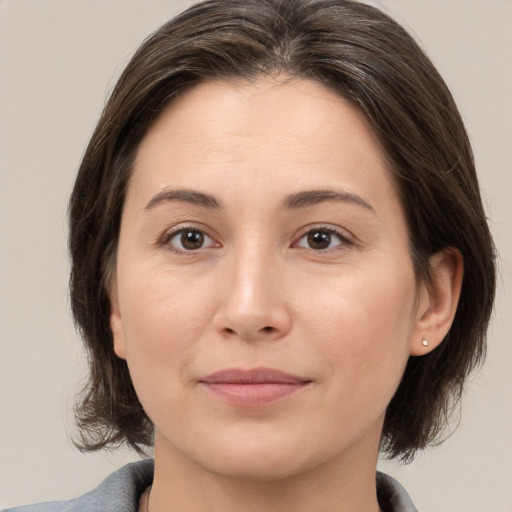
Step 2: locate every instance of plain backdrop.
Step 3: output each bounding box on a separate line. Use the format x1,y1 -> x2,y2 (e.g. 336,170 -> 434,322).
1,0 -> 511,510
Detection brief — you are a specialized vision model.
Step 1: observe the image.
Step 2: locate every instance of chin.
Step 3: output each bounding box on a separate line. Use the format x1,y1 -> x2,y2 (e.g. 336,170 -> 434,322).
183,427 -> 354,483
200,448 -> 313,482
157,425 -> 321,482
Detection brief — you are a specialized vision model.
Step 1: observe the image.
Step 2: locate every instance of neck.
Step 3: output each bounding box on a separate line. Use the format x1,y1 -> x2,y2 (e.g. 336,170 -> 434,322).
148,429 -> 383,512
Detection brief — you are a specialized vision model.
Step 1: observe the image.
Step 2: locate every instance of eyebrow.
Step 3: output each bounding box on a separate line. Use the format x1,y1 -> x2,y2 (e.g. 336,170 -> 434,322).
144,187 -> 374,213
283,189 -> 375,212
145,188 -> 222,210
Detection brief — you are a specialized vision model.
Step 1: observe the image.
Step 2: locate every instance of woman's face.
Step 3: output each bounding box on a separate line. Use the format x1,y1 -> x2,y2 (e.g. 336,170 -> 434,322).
111,78 -> 429,479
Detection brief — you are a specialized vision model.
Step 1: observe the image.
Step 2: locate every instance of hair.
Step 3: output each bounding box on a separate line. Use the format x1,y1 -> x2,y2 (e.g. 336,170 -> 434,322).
69,0 -> 496,461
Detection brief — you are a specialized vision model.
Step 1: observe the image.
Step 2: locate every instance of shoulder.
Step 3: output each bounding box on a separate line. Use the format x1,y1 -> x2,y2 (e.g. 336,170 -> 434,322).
4,463 -> 416,512
2,459 -> 154,512
377,472 -> 419,512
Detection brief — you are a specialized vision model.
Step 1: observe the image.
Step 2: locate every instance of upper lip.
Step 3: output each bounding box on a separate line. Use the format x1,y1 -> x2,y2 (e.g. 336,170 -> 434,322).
200,367 -> 311,384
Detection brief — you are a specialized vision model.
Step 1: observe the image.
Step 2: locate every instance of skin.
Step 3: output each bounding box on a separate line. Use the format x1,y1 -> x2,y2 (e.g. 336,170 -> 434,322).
110,77 -> 462,512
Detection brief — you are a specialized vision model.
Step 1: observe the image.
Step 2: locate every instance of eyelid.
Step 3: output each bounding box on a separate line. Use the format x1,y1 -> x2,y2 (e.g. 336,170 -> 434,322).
292,224 -> 355,251
156,222 -> 355,254
158,223 -> 221,253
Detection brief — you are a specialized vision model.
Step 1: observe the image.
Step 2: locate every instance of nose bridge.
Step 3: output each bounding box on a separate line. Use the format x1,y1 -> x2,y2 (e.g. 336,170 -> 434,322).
214,236 -> 291,340
233,237 -> 273,306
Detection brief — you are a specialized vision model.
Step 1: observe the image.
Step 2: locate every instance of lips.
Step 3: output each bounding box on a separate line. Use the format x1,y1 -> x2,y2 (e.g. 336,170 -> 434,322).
199,368 -> 312,407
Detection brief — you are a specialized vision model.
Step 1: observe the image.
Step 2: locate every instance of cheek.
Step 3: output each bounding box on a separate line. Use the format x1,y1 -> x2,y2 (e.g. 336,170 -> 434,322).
115,263 -> 218,394
298,260 -> 416,335
114,273 -> 215,431
119,261 -> 214,340
295,261 -> 416,399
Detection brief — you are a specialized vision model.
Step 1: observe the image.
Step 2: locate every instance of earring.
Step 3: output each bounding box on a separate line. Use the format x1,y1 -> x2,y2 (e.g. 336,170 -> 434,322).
421,339 -> 429,347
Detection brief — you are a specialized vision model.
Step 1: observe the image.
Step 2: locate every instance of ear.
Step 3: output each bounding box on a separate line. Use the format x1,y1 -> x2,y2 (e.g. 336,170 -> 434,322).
109,286 -> 127,360
410,248 -> 463,356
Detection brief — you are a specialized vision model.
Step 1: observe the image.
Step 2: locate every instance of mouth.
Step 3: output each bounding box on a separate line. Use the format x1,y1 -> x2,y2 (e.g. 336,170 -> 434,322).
199,367 -> 312,407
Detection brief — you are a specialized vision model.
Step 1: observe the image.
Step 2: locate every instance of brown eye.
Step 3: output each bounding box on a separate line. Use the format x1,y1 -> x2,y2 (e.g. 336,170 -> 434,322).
165,228 -> 216,252
295,228 -> 348,251
180,230 -> 204,250
307,231 -> 332,250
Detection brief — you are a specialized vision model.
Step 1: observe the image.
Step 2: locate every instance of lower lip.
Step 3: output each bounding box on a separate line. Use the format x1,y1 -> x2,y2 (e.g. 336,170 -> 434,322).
201,382 -> 310,407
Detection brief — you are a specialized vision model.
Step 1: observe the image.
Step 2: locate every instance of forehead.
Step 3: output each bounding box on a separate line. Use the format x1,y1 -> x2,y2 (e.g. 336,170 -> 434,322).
138,77 -> 382,159
130,77 -> 399,216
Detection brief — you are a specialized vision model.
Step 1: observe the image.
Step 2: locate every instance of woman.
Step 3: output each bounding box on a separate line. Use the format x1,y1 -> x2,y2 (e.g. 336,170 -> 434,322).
4,0 -> 496,511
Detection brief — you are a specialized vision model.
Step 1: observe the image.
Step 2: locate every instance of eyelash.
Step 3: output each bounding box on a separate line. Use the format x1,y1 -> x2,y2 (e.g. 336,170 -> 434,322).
159,224 -> 353,254
158,224 -> 219,255
293,225 -> 353,252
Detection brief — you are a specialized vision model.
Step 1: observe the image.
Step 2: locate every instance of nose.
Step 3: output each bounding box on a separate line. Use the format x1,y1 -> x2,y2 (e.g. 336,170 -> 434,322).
212,245 -> 292,342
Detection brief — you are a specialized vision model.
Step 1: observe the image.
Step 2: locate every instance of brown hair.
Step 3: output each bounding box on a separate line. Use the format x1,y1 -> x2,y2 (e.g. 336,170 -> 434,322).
69,0 -> 496,461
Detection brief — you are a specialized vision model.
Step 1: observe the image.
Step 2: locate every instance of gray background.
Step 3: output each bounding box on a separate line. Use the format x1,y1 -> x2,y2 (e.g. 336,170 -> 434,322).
1,0 -> 511,510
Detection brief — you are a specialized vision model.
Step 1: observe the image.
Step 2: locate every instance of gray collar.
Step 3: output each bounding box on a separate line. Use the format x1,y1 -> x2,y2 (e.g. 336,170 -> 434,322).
4,460 -> 418,512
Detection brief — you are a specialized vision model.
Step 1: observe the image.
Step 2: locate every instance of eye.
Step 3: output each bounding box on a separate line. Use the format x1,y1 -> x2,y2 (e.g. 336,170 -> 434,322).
162,227 -> 218,253
294,228 -> 349,251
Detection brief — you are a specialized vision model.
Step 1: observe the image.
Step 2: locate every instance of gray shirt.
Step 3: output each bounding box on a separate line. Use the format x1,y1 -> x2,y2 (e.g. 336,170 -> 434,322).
3,459 -> 419,512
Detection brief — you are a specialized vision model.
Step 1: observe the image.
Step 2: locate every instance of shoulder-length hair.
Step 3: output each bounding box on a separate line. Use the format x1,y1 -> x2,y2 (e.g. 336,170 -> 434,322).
69,0 -> 496,461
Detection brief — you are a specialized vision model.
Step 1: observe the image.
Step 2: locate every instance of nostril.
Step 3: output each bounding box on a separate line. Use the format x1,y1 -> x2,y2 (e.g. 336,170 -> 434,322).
262,326 -> 275,333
